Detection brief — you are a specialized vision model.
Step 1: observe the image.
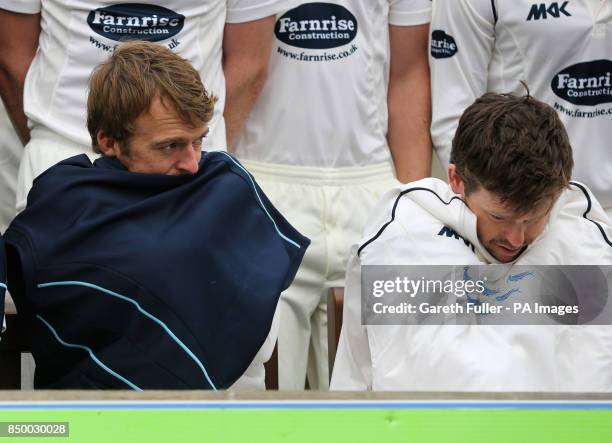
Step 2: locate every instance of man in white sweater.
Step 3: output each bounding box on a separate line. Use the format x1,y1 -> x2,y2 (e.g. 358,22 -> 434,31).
331,92 -> 612,391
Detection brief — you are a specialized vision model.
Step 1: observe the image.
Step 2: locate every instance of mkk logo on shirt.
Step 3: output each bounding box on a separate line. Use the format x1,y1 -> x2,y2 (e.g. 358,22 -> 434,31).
526,2 -> 571,21
88,4 -> 185,42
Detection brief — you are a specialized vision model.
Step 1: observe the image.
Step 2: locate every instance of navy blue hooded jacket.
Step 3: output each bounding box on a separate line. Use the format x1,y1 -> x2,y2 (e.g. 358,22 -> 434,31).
5,152 -> 309,390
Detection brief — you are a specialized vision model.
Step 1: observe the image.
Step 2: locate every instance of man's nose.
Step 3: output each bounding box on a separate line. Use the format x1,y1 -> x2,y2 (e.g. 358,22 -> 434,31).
176,147 -> 200,174
504,224 -> 526,248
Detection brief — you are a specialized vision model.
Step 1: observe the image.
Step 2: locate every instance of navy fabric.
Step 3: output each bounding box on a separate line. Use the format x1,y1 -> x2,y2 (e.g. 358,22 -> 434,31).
5,152 -> 309,390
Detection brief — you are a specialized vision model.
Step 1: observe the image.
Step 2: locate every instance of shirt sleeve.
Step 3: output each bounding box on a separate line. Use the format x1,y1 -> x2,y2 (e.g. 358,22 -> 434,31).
0,0 -> 40,14
389,0 -> 431,26
430,0 -> 496,166
226,0 -> 297,24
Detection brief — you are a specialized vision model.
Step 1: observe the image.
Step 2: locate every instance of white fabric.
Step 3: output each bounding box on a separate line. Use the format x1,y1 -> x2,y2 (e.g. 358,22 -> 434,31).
0,101 -> 22,232
430,0 -> 612,209
234,0 -> 431,168
0,0 -> 289,152
331,178 -> 612,391
16,127 -> 98,213
521,182 -> 612,265
242,159 -> 398,389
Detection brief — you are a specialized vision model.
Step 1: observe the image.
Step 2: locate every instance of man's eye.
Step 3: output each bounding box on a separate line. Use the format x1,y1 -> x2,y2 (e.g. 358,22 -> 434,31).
161,143 -> 178,151
193,137 -> 204,146
490,214 -> 504,221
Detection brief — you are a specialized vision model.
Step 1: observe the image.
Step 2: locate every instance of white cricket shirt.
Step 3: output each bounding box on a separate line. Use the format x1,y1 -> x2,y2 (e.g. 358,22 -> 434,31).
430,0 -> 612,208
234,0 -> 431,168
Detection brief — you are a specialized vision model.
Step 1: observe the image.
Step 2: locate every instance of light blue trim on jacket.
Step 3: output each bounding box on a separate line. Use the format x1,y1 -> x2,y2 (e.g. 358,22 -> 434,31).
36,314 -> 143,391
217,151 -> 302,248
38,280 -> 217,390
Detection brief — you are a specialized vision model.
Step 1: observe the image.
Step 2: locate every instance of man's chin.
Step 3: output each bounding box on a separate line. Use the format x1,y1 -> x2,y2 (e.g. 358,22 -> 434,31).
487,244 -> 525,263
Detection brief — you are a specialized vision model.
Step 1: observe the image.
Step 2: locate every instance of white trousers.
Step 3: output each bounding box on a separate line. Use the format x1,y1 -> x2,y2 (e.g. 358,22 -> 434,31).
241,159 -> 397,390
0,102 -> 23,231
16,127 -> 98,213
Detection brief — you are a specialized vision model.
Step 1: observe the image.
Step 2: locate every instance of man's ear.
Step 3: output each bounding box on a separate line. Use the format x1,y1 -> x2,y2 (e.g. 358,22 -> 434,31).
448,164 -> 465,196
96,130 -> 121,157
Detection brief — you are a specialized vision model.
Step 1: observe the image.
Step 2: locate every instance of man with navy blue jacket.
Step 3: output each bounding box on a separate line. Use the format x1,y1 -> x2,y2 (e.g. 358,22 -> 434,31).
4,41 -> 309,390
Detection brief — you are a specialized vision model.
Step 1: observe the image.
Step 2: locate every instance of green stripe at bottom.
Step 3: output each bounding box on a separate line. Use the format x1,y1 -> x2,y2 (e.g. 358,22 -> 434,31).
1,409 -> 610,442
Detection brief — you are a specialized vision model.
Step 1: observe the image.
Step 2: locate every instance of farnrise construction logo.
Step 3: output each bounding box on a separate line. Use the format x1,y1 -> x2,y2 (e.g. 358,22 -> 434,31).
87,4 -> 185,43
275,3 -> 358,50
552,60 -> 612,106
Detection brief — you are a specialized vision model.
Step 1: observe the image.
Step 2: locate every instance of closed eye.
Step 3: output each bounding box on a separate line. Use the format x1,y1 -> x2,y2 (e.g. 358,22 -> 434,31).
159,142 -> 180,151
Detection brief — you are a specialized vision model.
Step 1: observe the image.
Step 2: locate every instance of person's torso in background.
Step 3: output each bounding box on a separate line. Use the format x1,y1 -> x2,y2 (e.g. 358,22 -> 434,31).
235,0 -> 430,168
487,0 -> 612,207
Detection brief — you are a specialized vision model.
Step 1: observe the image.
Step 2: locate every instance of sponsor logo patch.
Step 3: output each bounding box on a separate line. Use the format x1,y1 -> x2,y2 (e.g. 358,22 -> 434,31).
526,2 -> 571,21
430,30 -> 457,59
552,60 -> 612,106
88,3 -> 185,42
275,3 -> 358,50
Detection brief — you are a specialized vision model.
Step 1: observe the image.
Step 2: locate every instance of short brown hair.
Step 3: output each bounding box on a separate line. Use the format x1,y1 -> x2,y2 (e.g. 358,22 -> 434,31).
450,92 -> 573,213
87,41 -> 216,153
